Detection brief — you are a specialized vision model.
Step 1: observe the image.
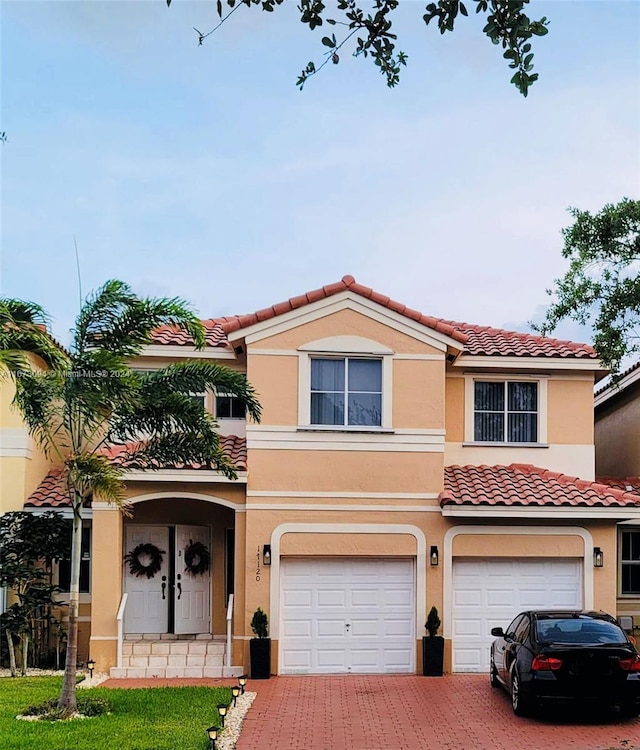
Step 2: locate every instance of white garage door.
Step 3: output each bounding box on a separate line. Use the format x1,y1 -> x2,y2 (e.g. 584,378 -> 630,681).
452,558 -> 582,673
280,557 -> 415,674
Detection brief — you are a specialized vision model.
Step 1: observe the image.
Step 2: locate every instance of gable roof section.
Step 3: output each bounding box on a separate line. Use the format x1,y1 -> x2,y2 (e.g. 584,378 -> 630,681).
149,276 -> 596,359
441,464 -> 640,508
218,275 -> 468,345
24,436 -> 247,508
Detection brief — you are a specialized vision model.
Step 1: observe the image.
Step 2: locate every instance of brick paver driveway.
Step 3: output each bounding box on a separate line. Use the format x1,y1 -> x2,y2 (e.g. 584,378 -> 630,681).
236,675 -> 640,750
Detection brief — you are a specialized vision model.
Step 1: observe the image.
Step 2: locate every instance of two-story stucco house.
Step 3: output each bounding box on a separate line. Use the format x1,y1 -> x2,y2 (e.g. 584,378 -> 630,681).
7,275 -> 640,677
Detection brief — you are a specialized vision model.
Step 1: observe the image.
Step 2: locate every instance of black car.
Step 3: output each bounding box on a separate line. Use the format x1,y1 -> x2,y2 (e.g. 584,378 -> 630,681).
490,610 -> 640,717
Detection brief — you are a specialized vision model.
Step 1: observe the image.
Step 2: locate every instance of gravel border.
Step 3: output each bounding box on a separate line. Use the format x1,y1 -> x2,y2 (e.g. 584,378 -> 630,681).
217,691 -> 256,750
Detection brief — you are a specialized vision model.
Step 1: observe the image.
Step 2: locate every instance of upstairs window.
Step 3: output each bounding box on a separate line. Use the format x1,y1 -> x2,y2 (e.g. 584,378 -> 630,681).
621,529 -> 640,595
311,357 -> 382,427
216,394 -> 246,419
474,381 -> 538,443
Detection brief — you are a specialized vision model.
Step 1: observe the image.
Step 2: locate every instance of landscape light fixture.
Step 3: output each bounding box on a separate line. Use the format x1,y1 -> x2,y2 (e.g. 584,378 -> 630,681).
593,547 -> 604,568
217,703 -> 229,728
206,725 -> 218,750
430,546 -> 439,567
231,685 -> 241,707
263,544 -> 272,566
87,659 -> 96,679
239,674 -> 248,694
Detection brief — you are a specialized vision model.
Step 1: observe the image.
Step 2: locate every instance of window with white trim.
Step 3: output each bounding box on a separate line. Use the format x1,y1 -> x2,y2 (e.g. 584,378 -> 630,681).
621,529 -> 640,595
310,357 -> 382,427
216,393 -> 245,420
474,380 -> 538,443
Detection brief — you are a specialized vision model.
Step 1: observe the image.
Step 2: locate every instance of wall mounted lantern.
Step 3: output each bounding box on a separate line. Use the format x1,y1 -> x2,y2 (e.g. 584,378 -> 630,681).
593,547 -> 604,568
263,544 -> 272,566
430,546 -> 439,567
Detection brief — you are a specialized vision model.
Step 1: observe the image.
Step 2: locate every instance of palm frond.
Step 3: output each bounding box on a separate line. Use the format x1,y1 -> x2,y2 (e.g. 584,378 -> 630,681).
66,454 -> 127,507
141,362 -> 261,421
14,371 -> 66,457
0,298 -> 69,370
124,432 -> 238,480
73,280 -> 206,356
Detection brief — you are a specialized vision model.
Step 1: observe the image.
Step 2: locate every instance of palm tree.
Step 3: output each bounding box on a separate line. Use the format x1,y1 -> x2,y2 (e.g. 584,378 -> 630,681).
0,281 -> 261,713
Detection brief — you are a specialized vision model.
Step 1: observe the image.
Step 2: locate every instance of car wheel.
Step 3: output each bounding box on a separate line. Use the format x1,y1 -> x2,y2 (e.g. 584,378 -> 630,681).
511,669 -> 533,717
490,657 -> 500,688
620,703 -> 640,719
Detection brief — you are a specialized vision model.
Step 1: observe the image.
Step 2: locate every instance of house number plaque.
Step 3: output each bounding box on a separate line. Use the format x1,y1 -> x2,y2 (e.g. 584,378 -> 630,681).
255,546 -> 261,582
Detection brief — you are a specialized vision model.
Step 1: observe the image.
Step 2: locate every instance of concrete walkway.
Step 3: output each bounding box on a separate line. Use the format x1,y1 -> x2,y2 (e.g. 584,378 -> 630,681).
235,675 -> 640,750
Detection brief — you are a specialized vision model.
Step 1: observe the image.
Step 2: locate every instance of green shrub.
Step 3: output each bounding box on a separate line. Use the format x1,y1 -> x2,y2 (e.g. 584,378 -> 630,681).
250,607 -> 269,639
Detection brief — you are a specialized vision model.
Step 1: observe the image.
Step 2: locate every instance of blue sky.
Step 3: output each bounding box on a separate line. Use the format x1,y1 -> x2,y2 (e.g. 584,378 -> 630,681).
1,0 -> 639,345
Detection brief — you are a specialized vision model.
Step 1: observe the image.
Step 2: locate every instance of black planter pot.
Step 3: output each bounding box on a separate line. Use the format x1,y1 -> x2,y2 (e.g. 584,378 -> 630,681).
422,635 -> 444,676
250,638 -> 271,679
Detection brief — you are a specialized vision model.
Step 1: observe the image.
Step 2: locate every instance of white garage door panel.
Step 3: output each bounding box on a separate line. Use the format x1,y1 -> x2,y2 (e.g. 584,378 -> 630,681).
452,558 -> 582,673
280,558 -> 415,674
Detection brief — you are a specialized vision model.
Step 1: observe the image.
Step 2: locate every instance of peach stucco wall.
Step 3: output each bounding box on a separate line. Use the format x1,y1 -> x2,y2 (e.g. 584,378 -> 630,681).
452,533 -> 584,557
547,379 -> 594,445
393,359 -> 444,429
247,354 -> 298,426
252,308 -> 444,356
445,376 -> 465,443
248,449 -> 444,494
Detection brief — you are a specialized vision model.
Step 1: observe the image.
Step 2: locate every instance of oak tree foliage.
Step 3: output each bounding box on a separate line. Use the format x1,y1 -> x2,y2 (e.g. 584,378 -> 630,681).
535,198 -> 640,377
167,0 -> 549,96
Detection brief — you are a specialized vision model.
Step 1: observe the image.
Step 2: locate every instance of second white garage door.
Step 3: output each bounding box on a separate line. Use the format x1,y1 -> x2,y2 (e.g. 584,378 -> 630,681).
452,558 -> 583,673
280,557 -> 415,674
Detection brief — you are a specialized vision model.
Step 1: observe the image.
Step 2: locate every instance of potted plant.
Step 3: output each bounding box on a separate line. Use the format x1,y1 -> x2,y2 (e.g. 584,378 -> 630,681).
249,607 -> 271,679
422,606 -> 444,676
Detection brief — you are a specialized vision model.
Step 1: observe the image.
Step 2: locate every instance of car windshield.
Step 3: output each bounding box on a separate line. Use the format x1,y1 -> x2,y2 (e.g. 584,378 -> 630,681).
535,617 -> 627,645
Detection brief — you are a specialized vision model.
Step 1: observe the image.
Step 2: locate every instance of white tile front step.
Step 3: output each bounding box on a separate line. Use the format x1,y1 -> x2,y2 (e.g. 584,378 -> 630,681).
108,665 -> 243,679
110,637 -> 237,679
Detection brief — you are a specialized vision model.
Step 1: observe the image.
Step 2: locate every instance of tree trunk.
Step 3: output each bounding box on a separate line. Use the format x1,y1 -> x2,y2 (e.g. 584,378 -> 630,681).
58,498 -> 83,712
5,629 -> 16,677
21,633 -> 29,676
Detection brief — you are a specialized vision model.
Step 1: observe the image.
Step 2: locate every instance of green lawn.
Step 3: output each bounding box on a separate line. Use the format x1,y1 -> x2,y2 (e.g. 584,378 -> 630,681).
0,677 -> 230,750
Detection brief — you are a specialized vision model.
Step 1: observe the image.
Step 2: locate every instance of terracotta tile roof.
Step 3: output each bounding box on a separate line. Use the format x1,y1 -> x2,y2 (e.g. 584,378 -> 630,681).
104,435 -> 247,472
441,321 -> 595,359
149,276 -> 596,359
596,476 -> 640,493
150,319 -> 230,348
218,275 -> 468,345
24,469 -> 71,508
24,436 -> 247,508
441,464 -> 640,508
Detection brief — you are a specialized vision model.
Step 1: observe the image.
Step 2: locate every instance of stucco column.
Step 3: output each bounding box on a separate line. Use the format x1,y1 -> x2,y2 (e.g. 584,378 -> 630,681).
89,501 -> 123,672
232,510 -> 247,668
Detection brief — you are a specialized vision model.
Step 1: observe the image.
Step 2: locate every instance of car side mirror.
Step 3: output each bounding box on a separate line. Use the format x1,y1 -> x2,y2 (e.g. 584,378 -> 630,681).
491,627 -> 504,637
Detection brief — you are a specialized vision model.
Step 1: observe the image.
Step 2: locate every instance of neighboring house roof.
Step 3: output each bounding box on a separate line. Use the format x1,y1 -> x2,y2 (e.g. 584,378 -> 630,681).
24,435 -> 247,508
594,360 -> 640,407
441,464 -> 640,508
149,276 -> 596,360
